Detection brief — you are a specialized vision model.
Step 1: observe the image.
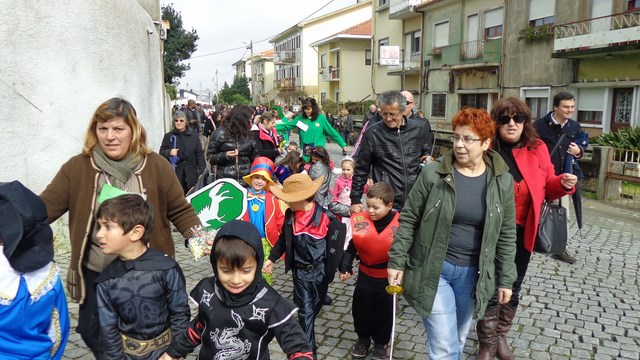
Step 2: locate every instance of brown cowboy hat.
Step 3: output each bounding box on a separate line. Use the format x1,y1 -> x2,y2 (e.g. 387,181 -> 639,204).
269,173 -> 325,203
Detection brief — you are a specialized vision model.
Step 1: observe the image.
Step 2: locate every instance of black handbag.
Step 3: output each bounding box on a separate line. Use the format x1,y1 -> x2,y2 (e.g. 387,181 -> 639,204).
534,199 -> 567,254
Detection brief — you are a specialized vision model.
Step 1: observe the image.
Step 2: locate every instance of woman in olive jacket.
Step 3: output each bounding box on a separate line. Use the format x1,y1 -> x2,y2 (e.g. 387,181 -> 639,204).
207,105 -> 258,183
388,108 -> 517,360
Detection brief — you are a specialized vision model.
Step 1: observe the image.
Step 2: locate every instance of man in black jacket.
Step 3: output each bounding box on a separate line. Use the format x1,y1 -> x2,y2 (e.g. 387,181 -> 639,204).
534,92 -> 585,264
350,91 -> 431,212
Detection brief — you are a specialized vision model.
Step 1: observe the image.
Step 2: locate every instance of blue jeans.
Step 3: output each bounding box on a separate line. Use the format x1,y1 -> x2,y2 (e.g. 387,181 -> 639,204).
423,260 -> 479,360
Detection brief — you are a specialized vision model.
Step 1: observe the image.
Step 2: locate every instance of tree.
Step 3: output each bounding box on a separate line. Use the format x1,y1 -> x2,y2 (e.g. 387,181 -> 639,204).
165,83 -> 177,100
230,76 -> 251,100
218,78 -> 251,105
162,4 -> 199,84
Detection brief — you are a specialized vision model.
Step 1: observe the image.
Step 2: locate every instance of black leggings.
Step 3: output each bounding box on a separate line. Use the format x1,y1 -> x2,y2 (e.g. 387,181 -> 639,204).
489,225 -> 531,308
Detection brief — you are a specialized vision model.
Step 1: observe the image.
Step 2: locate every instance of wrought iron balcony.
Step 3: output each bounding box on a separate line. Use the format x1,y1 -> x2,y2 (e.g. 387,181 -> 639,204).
274,49 -> 301,64
275,77 -> 298,90
553,10 -> 640,58
460,40 -> 484,60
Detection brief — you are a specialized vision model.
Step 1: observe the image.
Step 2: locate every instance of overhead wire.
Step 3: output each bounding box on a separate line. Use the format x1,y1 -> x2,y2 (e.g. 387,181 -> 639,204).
188,0 -> 336,60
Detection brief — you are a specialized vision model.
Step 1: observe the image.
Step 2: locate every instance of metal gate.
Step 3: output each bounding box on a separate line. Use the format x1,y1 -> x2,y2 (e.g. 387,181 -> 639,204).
604,148 -> 640,209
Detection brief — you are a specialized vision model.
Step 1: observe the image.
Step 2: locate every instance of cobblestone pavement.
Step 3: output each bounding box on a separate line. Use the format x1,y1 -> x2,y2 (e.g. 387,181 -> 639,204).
59,137 -> 640,359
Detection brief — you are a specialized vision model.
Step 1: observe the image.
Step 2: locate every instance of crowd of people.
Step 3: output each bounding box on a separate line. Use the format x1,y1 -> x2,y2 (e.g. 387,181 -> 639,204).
0,90 -> 586,360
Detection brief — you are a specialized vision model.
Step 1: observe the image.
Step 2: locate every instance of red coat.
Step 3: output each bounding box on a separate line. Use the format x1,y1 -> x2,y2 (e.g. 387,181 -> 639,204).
242,191 -> 284,246
512,140 -> 575,252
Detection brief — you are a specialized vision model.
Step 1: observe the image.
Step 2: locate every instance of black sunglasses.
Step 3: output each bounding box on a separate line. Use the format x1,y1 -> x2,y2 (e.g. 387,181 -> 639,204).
497,114 -> 527,125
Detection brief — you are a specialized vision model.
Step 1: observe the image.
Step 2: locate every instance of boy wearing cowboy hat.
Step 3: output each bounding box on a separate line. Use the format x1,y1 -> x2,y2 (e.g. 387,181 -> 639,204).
263,173 -> 346,358
0,181 -> 70,359
241,157 -> 284,285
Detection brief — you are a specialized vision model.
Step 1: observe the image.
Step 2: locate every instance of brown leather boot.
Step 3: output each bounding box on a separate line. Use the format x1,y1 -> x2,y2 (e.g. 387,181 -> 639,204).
476,305 -> 499,360
496,304 -> 517,360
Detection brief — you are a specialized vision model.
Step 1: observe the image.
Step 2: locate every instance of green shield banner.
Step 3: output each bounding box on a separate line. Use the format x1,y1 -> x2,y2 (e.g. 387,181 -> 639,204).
186,178 -> 247,231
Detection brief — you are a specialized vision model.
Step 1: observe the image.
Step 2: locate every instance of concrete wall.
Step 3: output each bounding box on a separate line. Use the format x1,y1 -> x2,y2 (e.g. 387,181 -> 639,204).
340,38 -> 373,102
501,0 -> 575,97
0,0 -> 167,192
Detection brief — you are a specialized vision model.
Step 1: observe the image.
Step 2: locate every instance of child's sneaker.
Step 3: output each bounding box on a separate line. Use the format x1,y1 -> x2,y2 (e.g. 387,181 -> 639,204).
350,338 -> 370,358
370,343 -> 388,360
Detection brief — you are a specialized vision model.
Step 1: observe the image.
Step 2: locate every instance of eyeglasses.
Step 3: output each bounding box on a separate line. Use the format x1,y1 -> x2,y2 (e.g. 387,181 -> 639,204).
381,111 -> 401,119
174,119 -> 185,123
496,114 -> 527,125
450,135 -> 483,145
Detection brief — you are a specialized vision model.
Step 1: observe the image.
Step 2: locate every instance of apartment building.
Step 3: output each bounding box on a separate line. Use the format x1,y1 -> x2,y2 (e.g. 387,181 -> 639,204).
499,0 -> 640,135
311,20 -> 373,104
270,0 -> 372,104
250,49 -> 275,105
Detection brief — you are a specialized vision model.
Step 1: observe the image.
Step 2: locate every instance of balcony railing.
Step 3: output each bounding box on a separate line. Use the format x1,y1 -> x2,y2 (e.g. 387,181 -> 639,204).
274,49 -> 300,64
275,77 -> 299,90
389,0 -> 422,19
554,10 -> 640,52
321,67 -> 340,82
460,40 -> 484,60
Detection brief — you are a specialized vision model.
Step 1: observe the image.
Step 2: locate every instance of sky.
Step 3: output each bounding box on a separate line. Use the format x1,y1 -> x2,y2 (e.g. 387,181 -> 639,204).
162,0 -> 359,95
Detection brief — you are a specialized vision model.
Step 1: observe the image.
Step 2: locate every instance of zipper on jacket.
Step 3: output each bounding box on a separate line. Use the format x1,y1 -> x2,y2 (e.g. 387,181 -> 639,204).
398,127 -> 409,205
423,199 -> 441,221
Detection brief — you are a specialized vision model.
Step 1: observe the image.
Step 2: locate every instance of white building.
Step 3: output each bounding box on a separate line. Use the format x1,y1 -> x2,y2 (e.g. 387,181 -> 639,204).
0,0 -> 168,236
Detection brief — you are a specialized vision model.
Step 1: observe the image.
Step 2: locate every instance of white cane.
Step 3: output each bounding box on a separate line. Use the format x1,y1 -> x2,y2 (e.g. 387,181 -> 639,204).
385,281 -> 404,360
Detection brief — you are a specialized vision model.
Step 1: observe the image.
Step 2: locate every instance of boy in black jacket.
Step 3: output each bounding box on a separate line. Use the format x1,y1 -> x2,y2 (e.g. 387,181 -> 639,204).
162,220 -> 313,360
264,173 -> 346,358
95,194 -> 190,360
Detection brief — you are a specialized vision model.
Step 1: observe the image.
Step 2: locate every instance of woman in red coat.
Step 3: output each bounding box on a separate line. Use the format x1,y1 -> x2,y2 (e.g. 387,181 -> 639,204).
475,97 -> 578,360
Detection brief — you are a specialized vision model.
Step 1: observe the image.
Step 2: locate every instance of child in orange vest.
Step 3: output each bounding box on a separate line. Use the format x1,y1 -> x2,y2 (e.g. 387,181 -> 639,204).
242,157 -> 284,285
339,182 -> 399,360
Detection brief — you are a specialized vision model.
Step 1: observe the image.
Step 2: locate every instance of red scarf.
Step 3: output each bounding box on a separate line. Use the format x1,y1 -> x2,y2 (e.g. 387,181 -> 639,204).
258,124 -> 278,146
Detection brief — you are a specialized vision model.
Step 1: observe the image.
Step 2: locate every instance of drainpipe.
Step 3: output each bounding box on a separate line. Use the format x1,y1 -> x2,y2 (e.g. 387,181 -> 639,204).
499,0 -> 509,97
419,9 -> 425,108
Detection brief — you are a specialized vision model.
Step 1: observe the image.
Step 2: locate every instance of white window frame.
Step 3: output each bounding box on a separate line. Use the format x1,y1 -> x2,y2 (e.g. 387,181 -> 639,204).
484,7 -> 504,39
433,21 -> 450,48
529,0 -> 556,26
521,86 -> 551,120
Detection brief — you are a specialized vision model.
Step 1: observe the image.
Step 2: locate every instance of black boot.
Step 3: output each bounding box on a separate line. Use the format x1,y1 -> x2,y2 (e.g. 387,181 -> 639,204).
476,305 -> 499,360
551,250 -> 576,264
496,304 -> 517,360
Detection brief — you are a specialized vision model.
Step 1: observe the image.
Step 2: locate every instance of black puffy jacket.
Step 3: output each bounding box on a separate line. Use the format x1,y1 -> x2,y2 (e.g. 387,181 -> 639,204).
207,127 -> 258,182
350,117 -> 430,210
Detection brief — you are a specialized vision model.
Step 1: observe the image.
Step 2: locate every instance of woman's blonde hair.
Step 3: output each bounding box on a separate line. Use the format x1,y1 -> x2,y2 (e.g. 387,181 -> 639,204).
82,97 -> 151,160
340,108 -> 349,117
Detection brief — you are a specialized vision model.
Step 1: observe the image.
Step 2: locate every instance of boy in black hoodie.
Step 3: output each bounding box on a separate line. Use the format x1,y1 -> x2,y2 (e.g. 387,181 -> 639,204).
162,220 -> 313,360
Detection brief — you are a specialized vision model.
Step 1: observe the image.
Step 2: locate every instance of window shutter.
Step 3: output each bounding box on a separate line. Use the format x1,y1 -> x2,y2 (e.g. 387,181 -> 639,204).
529,0 -> 556,21
485,8 -> 503,29
578,88 -> 605,111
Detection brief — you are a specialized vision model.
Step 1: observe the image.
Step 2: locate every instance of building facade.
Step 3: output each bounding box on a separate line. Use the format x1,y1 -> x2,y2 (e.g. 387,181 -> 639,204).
270,0 -> 372,104
311,20 -> 373,104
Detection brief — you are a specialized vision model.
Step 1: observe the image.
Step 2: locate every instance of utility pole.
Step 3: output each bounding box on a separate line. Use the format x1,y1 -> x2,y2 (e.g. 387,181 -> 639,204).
247,40 -> 254,104
214,69 -> 219,105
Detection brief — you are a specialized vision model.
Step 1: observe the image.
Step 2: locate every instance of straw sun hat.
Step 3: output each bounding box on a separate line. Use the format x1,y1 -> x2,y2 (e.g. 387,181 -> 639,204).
269,173 -> 325,203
